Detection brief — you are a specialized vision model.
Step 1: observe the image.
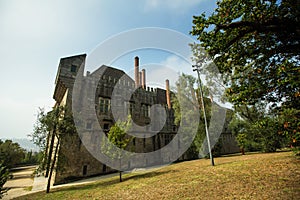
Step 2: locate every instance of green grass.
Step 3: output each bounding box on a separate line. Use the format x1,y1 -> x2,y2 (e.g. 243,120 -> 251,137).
24,186 -> 32,191
16,152 -> 300,200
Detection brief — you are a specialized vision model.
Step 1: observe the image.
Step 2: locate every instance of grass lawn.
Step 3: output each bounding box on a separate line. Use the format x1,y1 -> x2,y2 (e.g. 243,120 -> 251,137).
17,152 -> 300,200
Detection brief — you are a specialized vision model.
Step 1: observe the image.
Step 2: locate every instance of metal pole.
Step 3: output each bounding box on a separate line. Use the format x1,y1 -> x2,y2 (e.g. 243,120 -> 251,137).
193,65 -> 215,166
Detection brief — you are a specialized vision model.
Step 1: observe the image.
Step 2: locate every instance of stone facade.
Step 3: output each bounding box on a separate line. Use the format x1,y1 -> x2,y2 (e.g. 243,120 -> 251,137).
46,54 -> 239,185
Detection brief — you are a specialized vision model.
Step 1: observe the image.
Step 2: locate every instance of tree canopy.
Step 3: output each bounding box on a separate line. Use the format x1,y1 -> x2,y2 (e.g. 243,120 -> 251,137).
191,0 -> 300,150
0,139 -> 25,168
191,0 -> 299,109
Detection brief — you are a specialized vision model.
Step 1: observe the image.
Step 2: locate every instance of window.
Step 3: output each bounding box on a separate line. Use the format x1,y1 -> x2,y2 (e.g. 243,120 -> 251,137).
103,123 -> 109,134
99,97 -> 110,114
83,165 -> 87,176
164,134 -> 172,145
78,138 -> 82,150
86,122 -> 92,130
71,65 -> 77,72
129,102 -> 134,115
172,125 -> 177,132
141,104 -> 149,117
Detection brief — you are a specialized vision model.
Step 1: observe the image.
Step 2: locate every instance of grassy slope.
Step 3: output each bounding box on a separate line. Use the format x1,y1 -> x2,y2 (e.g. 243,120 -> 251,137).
17,152 -> 300,200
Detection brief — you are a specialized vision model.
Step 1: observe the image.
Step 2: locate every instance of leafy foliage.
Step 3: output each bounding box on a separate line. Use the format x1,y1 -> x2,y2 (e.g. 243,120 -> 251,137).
0,162 -> 9,199
191,0 -> 299,107
102,116 -> 133,182
229,105 -> 289,153
21,151 -> 43,165
29,106 -> 76,170
277,108 -> 300,155
172,74 -> 215,159
107,124 -> 132,151
30,108 -> 49,151
30,106 -> 77,192
191,0 -> 300,150
0,140 -> 25,168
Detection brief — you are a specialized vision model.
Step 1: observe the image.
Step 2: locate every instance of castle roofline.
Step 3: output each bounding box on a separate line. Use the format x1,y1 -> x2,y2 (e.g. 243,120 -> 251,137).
59,53 -> 87,61
90,65 -> 127,77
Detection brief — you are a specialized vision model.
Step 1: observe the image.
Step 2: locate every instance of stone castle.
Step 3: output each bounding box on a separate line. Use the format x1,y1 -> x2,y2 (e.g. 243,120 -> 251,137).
45,54 -> 239,185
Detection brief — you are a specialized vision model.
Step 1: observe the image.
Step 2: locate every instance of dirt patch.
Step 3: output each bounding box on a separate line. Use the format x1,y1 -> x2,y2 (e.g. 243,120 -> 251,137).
2,166 -> 36,200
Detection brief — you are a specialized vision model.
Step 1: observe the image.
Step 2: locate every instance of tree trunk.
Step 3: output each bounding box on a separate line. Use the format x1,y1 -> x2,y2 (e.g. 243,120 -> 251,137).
119,171 -> 122,182
45,131 -> 55,177
241,147 -> 245,155
119,158 -> 122,182
42,131 -> 50,172
46,136 -> 60,193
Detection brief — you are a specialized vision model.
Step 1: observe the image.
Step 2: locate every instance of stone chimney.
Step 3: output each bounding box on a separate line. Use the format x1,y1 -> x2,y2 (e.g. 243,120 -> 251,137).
166,79 -> 171,109
139,71 -> 142,86
141,69 -> 146,89
134,56 -> 139,88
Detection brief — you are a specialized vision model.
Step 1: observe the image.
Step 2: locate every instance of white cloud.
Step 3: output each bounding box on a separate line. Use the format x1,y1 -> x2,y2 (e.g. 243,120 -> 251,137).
140,55 -> 195,90
144,0 -> 207,12
160,55 -> 194,76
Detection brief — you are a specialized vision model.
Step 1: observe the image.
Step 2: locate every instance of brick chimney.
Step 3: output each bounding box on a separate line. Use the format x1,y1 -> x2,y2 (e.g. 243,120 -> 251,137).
141,69 -> 146,89
134,56 -> 139,88
139,71 -> 142,86
166,79 -> 171,109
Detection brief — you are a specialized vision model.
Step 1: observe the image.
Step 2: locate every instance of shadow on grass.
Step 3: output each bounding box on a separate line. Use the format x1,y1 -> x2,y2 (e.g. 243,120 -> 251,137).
9,174 -> 33,180
220,149 -> 292,158
51,170 -> 175,193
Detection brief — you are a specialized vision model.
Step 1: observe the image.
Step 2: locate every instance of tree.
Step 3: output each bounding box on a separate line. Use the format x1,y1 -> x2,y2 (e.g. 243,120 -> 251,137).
31,108 -> 49,151
0,140 -> 25,168
191,0 -> 300,149
172,73 -> 213,159
102,116 -> 133,182
30,106 -> 76,193
229,105 -> 289,153
29,108 -> 49,172
22,151 -> 43,165
235,133 -> 247,155
277,108 -> 300,155
0,162 -> 9,199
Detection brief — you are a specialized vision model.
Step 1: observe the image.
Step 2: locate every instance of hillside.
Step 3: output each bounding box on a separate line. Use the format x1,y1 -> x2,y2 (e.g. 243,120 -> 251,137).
17,152 -> 300,200
1,138 -> 40,152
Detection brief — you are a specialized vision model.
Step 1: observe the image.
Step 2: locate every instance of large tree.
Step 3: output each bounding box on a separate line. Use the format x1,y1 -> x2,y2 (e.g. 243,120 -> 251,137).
191,0 -> 300,148
0,140 -> 25,168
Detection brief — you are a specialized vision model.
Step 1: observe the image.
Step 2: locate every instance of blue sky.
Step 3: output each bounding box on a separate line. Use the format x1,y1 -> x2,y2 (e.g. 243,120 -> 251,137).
0,0 -> 217,139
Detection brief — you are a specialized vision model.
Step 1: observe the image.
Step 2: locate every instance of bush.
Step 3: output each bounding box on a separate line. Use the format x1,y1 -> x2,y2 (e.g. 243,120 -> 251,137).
292,147 -> 300,156
0,162 -> 9,199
